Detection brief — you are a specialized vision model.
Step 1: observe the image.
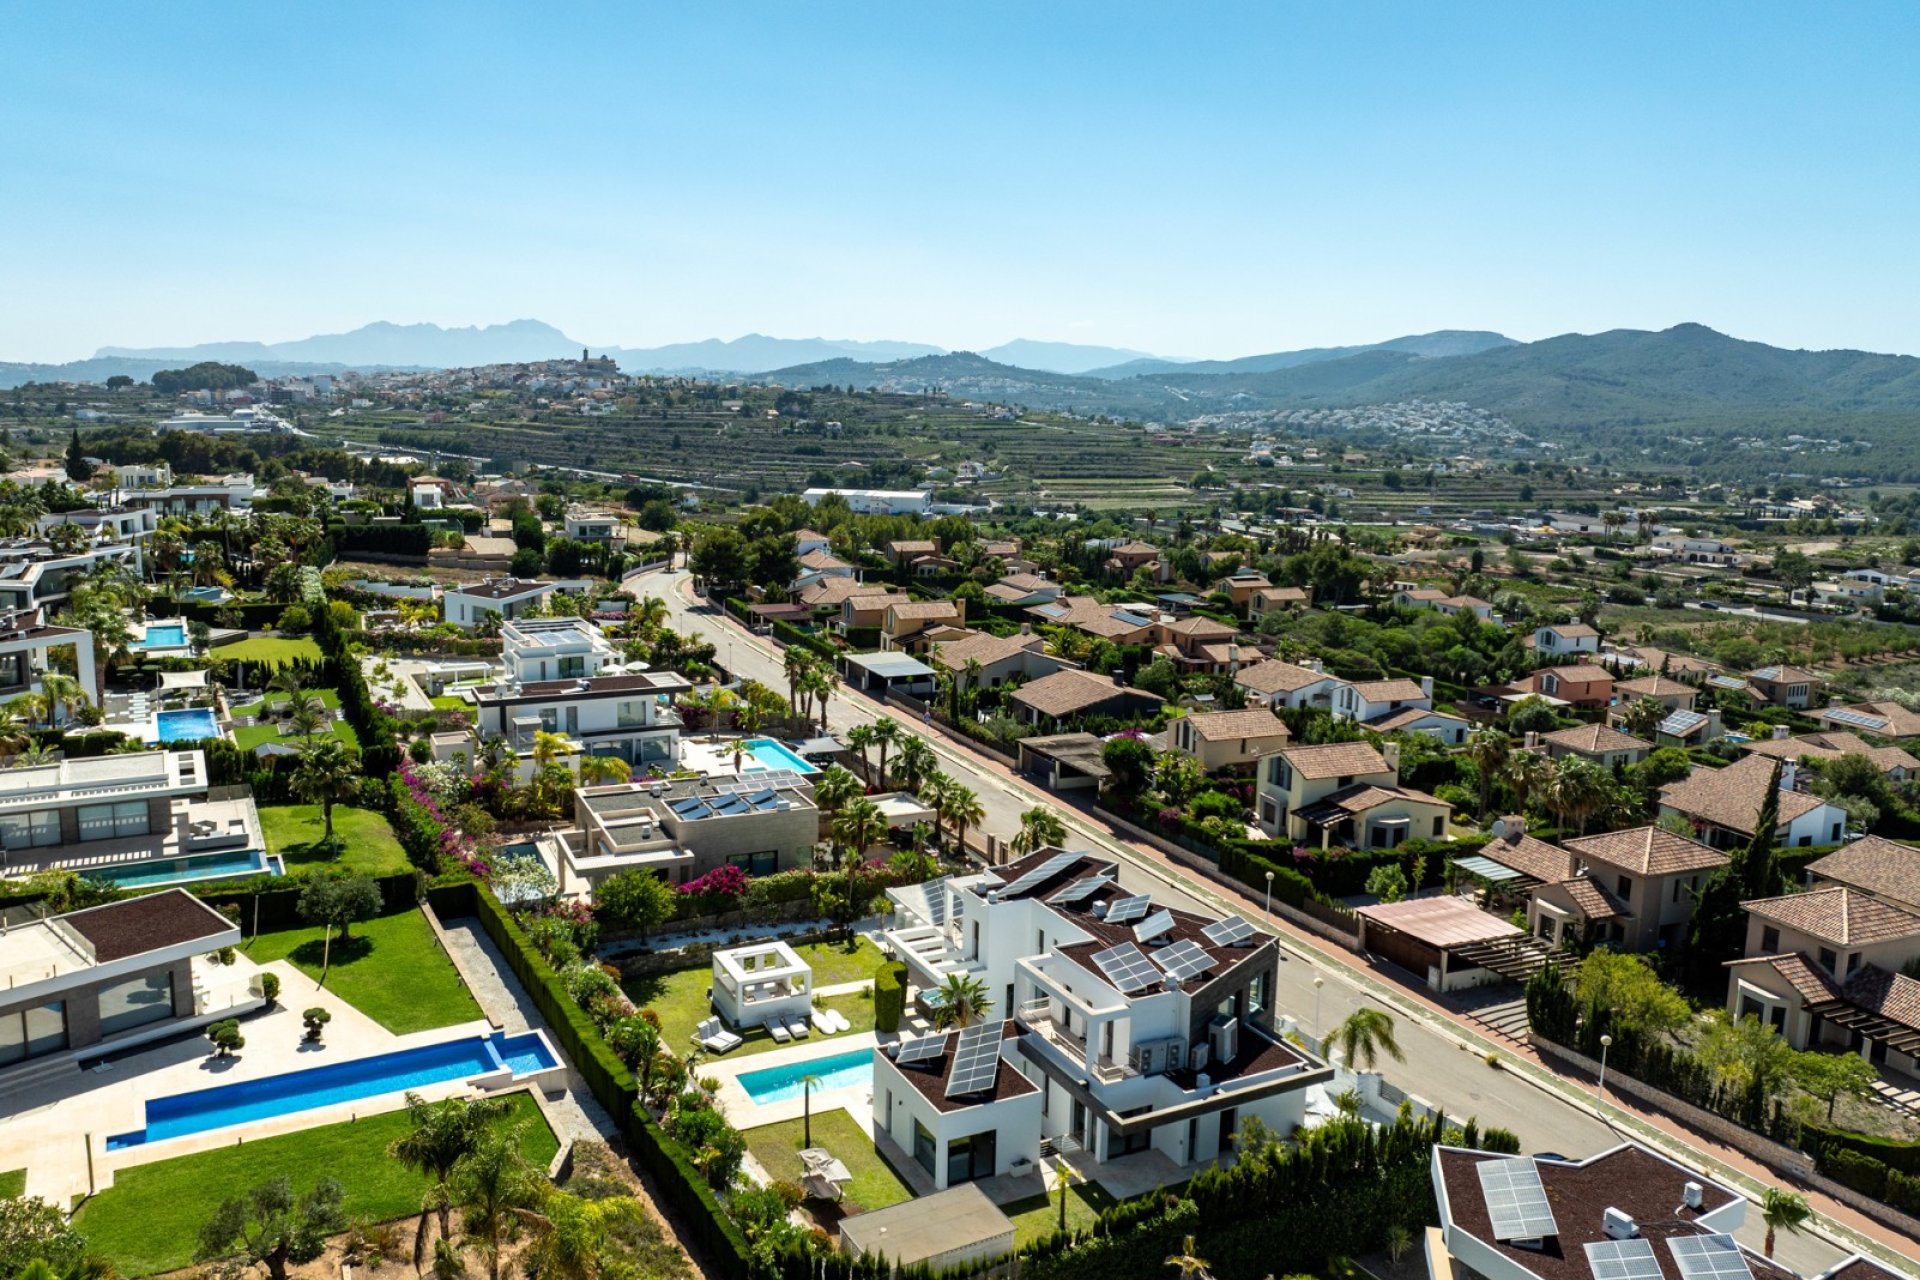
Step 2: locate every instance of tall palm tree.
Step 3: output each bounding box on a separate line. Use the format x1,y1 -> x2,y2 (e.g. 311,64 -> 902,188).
944,783 -> 984,859
268,666 -> 308,705
920,770 -> 953,852
931,972 -> 993,1029
1760,1188 -> 1811,1259
531,730 -> 567,771
783,645 -> 815,719
1330,1008 -> 1405,1071
9,691 -> 51,731
832,795 -> 888,866
871,716 -> 900,787
451,1125 -> 543,1280
895,736 -> 937,794
1546,755 -> 1610,835
844,723 -> 877,782
805,665 -> 837,730
1010,805 -> 1069,856
811,764 -> 862,817
291,738 -> 358,848
1504,748 -> 1552,818
388,1092 -> 514,1248
576,754 -> 632,787
288,693 -> 327,741
1464,727 -> 1511,818
800,1073 -> 822,1147
38,673 -> 86,727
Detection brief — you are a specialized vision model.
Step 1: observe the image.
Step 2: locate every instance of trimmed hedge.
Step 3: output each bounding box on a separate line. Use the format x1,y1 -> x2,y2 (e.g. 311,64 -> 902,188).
197,871 -> 418,932
333,522 -> 433,557
628,1104 -> 754,1272
873,960 -> 908,1032
1807,1124 -> 1920,1176
772,617 -> 835,659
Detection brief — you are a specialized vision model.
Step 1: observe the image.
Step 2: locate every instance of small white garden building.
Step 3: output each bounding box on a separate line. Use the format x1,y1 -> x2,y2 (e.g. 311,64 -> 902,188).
711,941 -> 813,1031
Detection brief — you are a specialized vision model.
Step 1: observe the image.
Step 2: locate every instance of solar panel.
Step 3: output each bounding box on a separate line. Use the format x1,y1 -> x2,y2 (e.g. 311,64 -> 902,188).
997,850 -> 1080,898
1152,938 -> 1216,983
1585,1240 -> 1663,1280
1474,1157 -> 1557,1241
1104,894 -> 1151,925
1090,943 -> 1160,994
1825,708 -> 1889,731
944,1022 -> 1002,1098
1202,916 -> 1256,947
668,796 -> 707,815
747,789 -> 778,806
1667,1235 -> 1753,1280
1658,709 -> 1707,737
1049,874 -> 1112,906
1133,909 -> 1175,945
894,1032 -> 948,1065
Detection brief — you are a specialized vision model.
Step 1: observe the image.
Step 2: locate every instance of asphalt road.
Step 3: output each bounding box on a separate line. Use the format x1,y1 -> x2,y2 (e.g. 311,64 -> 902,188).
640,568 -> 1855,1275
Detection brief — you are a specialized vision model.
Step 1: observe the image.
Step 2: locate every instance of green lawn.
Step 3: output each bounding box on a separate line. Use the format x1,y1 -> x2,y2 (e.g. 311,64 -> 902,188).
622,936 -> 888,1057
74,1090 -> 555,1278
244,908 -> 481,1035
431,694 -> 470,712
258,804 -> 409,878
742,1110 -> 911,1213
1002,1181 -> 1120,1247
230,689 -> 360,751
0,1168 -> 22,1199
210,636 -> 324,666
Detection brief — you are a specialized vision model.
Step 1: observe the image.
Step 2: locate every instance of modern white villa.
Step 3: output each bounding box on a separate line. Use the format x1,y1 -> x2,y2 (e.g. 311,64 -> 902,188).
467,617 -> 691,768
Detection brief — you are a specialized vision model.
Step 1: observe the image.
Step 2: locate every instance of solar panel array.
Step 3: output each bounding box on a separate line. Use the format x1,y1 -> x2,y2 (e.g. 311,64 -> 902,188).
1706,675 -> 1749,691
895,1032 -> 949,1065
1474,1157 -> 1558,1241
1090,942 -> 1160,994
1105,894 -> 1151,925
1133,909 -> 1175,944
1667,1236 -> 1752,1280
1584,1240 -> 1663,1280
1202,916 -> 1256,947
1049,874 -> 1112,906
1657,709 -> 1707,737
945,1022 -> 1002,1097
1152,938 -> 1216,983
1824,707 -> 1890,731
710,770 -> 807,794
997,851 -> 1080,898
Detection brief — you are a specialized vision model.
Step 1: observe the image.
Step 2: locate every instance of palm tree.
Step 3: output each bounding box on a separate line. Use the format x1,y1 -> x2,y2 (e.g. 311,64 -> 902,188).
38,673 -> 86,727
895,736 -> 937,794
1504,748 -> 1552,817
920,770 -> 953,852
832,795 -> 888,865
7,740 -> 56,769
871,716 -> 901,787
961,655 -> 985,711
803,665 -> 837,731
1330,1008 -> 1405,1071
515,1191 -> 603,1280
800,1073 -> 822,1147
388,1092 -> 514,1250
844,723 -> 877,782
268,666 -> 308,705
1164,1235 -> 1214,1280
451,1124 -> 543,1280
812,764 -> 862,817
530,730 -> 568,771
931,972 -> 993,1029
1545,755 -> 1610,834
1760,1187 -> 1811,1258
291,738 -> 358,848
783,646 -> 815,719
9,691 -> 51,730
1621,696 -> 1664,740
576,754 -> 631,787
288,693 -> 327,742
944,783 -> 984,858
1010,805 -> 1069,856
1464,728 -> 1511,818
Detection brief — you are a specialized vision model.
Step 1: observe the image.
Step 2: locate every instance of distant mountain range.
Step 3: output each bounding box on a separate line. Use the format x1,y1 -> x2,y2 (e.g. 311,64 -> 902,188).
1082,330 -> 1515,378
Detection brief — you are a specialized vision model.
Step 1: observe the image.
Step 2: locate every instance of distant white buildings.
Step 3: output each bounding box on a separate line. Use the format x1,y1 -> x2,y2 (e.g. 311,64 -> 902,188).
801,488 -> 932,516
442,577 -> 555,627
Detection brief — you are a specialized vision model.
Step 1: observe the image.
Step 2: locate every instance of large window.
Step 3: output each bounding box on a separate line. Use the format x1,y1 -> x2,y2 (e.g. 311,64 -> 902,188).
913,1119 -> 937,1179
77,801 -> 150,842
0,809 -> 61,849
98,970 -> 175,1038
0,1000 -> 67,1066
558,656 -> 586,679
726,850 -> 779,876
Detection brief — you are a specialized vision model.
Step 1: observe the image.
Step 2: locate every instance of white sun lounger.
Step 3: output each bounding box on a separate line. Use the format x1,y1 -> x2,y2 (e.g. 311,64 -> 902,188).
766,1018 -> 792,1044
786,1015 -> 810,1039
827,1008 -> 852,1034
811,1009 -> 837,1035
692,1017 -> 742,1054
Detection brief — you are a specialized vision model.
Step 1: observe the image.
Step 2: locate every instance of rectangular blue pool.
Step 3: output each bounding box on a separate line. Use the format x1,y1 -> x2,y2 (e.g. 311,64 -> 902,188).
138,624 -> 188,649
736,1048 -> 873,1104
743,737 -> 820,775
106,1031 -> 558,1149
82,849 -> 277,889
154,708 -> 220,742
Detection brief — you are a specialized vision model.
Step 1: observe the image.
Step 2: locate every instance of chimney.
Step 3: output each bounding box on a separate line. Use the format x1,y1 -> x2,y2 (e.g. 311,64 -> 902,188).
1525,730 -> 1539,750
1019,622 -> 1031,636
1307,658 -> 1323,674
1420,675 -> 1434,700
1772,724 -> 1790,740
1682,1181 -> 1704,1210
1229,643 -> 1240,676
1706,709 -> 1723,738
1383,741 -> 1401,773
1781,760 -> 1798,793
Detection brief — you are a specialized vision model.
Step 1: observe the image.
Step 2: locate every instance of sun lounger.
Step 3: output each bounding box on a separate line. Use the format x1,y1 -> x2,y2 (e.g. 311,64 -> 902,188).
827,1009 -> 852,1034
811,1009 -> 836,1035
787,1015 -> 809,1039
701,1024 -> 743,1054
766,1018 -> 792,1044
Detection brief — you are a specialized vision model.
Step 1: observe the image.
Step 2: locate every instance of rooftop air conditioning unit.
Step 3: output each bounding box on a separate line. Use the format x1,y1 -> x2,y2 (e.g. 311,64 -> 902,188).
1208,1015 -> 1238,1066
1601,1208 -> 1637,1240
1682,1181 -> 1704,1210
1091,902 -> 1108,918
1164,1039 -> 1186,1073
1189,1041 -> 1210,1074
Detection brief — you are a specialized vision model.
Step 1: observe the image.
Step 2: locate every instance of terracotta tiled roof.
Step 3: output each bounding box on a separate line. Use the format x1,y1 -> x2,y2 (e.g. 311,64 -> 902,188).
1281,740 -> 1390,780
1742,731 -> 1918,775
1842,965 -> 1920,1032
1559,876 -> 1632,920
1817,701 -> 1920,738
929,629 -> 1044,672
798,578 -> 887,608
1482,827 -> 1576,882
1805,835 -> 1920,907
1749,664 -> 1822,685
1616,675 -> 1694,698
1234,660 -> 1334,695
1743,887 -> 1920,946
1658,754 -> 1829,836
1366,706 -> 1466,733
1254,586 -> 1309,603
1295,783 -> 1444,824
1161,615 -> 1236,639
1542,623 -> 1599,638
1541,663 -> 1613,685
1351,678 -> 1427,702
1182,707 -> 1290,743
1564,826 -> 1727,877
886,600 -> 963,622
1542,723 -> 1653,755
1010,669 -> 1160,718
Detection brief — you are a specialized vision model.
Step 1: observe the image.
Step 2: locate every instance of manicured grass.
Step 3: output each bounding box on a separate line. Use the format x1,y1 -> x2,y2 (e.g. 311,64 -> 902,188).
0,1168 -> 22,1198
210,636 -> 324,666
74,1090 -> 555,1278
1003,1181 -> 1120,1247
430,694 -> 470,712
230,691 -> 360,751
622,936 -> 888,1058
244,909 -> 481,1035
742,1110 -> 911,1213
258,804 -> 411,879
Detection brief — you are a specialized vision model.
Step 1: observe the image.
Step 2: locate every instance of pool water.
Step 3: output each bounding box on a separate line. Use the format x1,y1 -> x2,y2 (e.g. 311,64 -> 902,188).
139,624 -> 188,649
736,1048 -> 873,1104
154,708 -> 220,742
106,1031 -> 558,1149
742,737 -> 820,775
84,849 -> 276,889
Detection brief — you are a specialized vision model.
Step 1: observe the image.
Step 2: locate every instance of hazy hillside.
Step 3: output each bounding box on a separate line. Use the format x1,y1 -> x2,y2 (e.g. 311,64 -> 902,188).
607,334 -> 945,374
100,319 -> 583,368
1084,330 -> 1515,378
0,357 -> 369,390
979,339 -> 1173,374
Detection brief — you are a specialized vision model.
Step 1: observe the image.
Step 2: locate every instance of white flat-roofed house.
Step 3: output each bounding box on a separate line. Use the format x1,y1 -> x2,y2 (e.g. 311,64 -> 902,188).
499,616 -> 618,684
563,509 -> 621,543
879,849 -> 1331,1185
469,667 -> 690,769
801,488 -> 932,516
0,750 -> 262,882
0,542 -> 141,614
36,506 -> 156,557
0,609 -> 96,707
115,473 -> 254,517
443,577 -> 558,626
110,462 -> 173,489
408,476 -> 449,510
543,773 -> 819,891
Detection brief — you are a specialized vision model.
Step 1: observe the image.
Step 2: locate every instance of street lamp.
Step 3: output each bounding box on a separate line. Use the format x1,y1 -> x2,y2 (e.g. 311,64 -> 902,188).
1313,976 -> 1325,1034
1263,870 -> 1274,921
1597,1033 -> 1614,1104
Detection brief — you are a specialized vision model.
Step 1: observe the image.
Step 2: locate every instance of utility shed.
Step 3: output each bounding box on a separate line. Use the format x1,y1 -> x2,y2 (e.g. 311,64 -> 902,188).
837,1182 -> 1015,1271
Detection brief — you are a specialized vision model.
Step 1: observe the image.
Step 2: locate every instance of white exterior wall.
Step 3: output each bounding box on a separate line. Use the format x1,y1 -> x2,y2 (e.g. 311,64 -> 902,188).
873,1051 -> 1043,1191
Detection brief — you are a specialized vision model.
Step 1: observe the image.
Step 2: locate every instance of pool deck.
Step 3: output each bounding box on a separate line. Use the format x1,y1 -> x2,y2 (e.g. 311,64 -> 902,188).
0,796 -> 263,878
0,953 -> 494,1204
706,1028 -> 890,1129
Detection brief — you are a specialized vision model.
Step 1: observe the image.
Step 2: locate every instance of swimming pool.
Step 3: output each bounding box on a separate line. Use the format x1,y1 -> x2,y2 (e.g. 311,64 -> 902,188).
742,737 -> 820,775
736,1048 -> 874,1104
106,1031 -> 560,1149
154,708 -> 220,742
138,624 -> 188,650
82,849 -> 279,889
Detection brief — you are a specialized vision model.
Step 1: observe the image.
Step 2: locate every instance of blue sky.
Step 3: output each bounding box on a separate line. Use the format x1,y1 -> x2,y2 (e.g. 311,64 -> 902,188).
3,2 -> 1916,361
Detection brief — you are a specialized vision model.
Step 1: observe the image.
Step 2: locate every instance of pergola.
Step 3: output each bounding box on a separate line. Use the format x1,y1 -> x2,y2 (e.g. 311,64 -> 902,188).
1806,997 -> 1920,1058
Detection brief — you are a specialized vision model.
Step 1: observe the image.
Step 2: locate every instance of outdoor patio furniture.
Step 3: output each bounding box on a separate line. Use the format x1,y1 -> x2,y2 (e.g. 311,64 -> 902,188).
810,1009 -> 837,1035
798,1149 -> 853,1203
691,1017 -> 743,1054
785,1015 -> 810,1039
766,1018 -> 791,1044
826,1008 -> 852,1034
